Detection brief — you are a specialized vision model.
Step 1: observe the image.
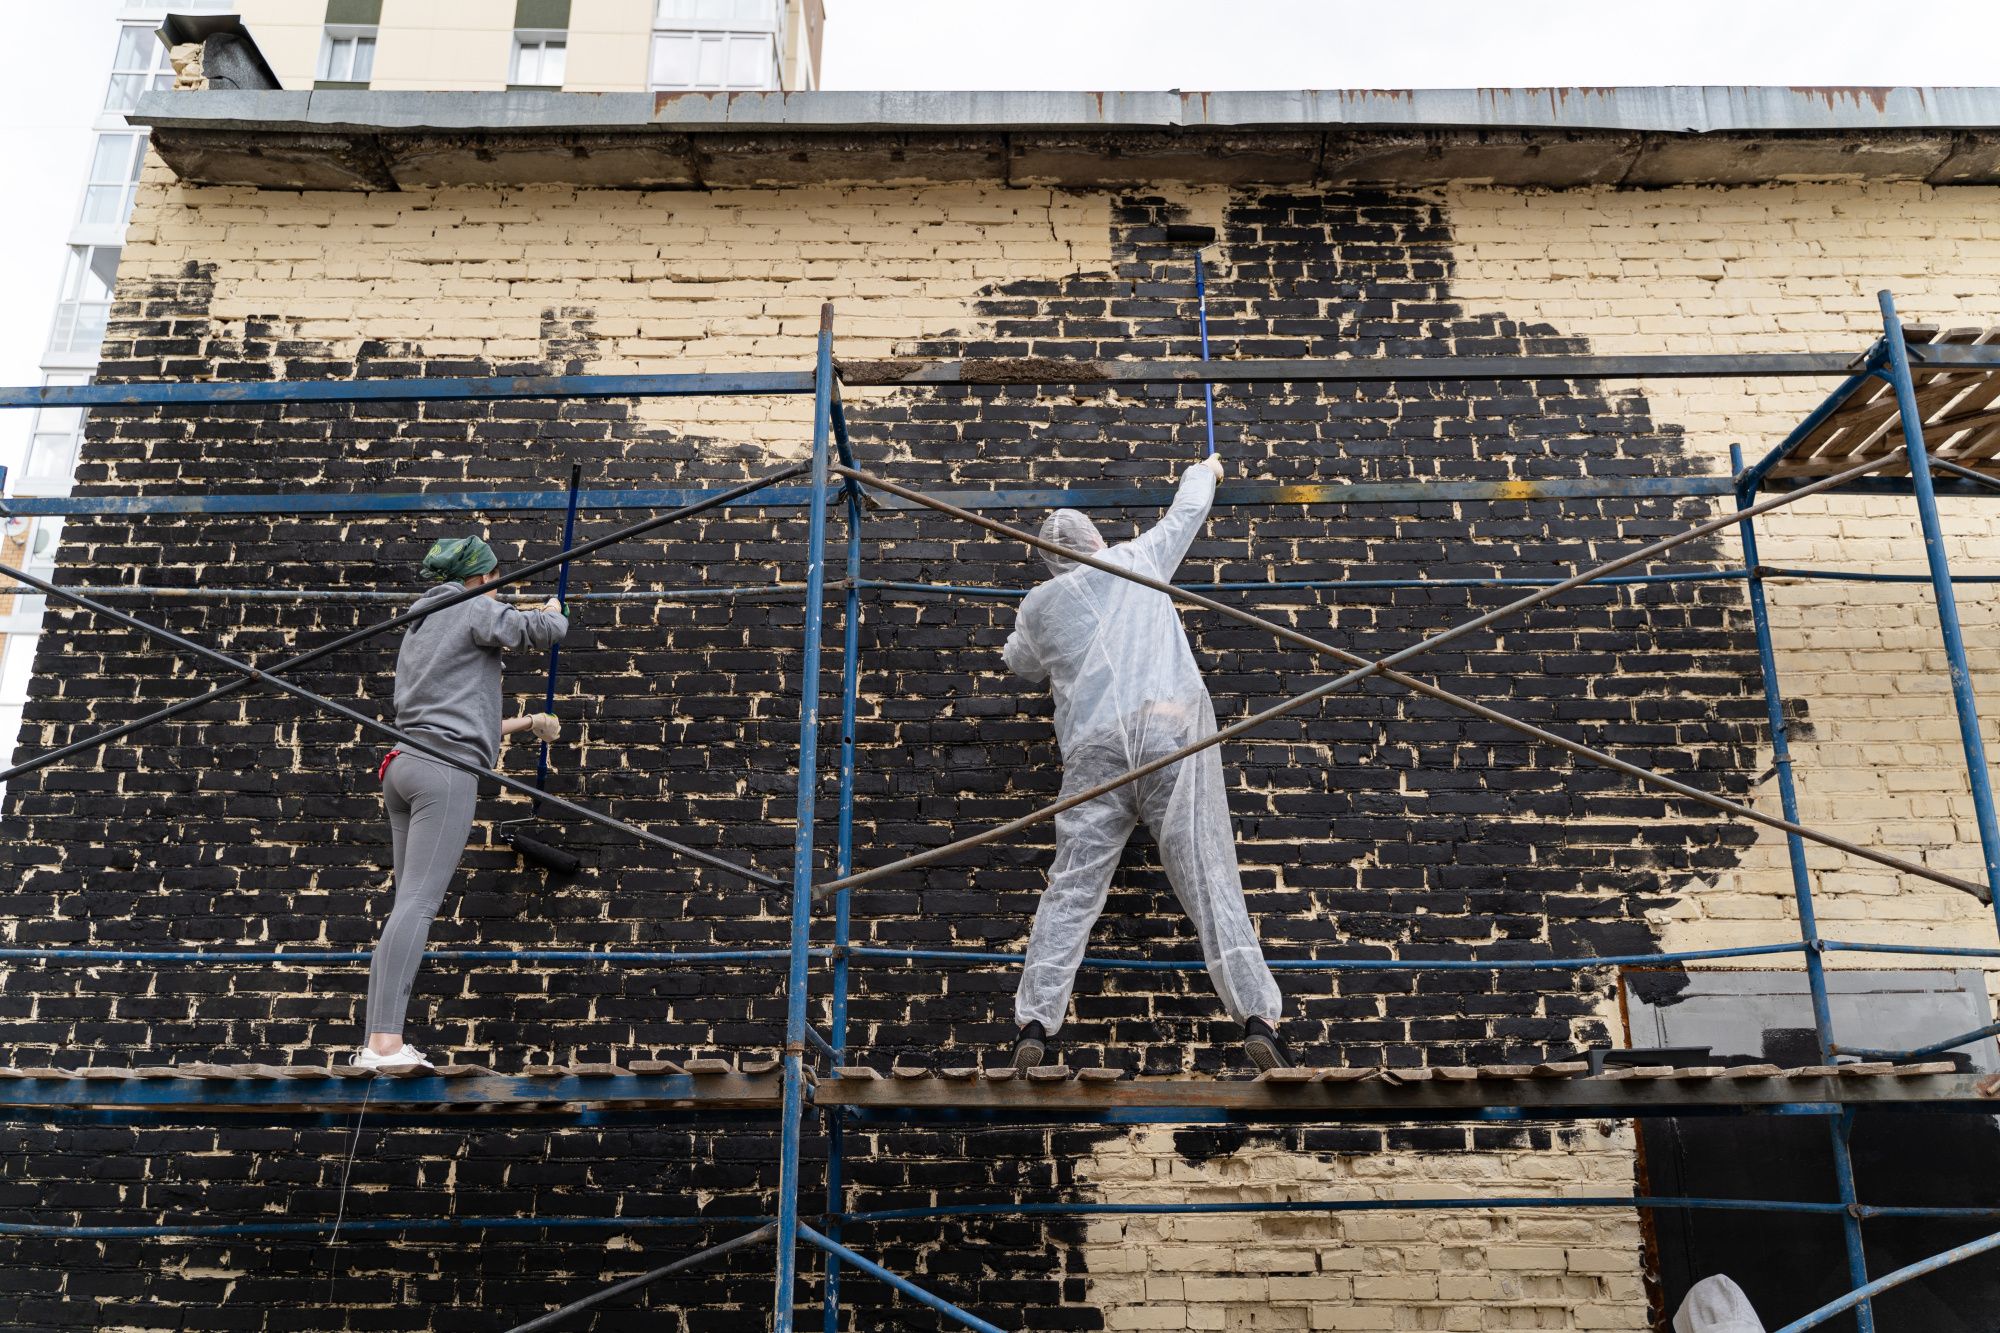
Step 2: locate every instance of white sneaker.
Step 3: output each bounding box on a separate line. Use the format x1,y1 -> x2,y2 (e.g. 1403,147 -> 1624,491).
350,1043 -> 435,1073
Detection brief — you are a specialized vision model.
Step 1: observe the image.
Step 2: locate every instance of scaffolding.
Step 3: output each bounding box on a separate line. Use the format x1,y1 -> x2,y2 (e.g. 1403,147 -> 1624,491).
1,291 -> 1999,1330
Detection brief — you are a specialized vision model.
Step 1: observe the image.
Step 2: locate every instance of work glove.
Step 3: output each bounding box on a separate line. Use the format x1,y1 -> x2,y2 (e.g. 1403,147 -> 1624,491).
526,712 -> 560,743
1201,454 -> 1224,482
542,597 -> 566,617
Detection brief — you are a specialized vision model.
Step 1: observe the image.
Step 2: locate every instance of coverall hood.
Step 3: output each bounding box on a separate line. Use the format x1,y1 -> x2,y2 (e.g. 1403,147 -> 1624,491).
1038,509 -> 1106,574
1672,1276 -> 1764,1333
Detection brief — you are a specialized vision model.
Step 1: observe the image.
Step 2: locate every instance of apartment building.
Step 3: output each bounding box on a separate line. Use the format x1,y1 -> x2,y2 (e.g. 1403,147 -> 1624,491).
0,0 -> 237,771
234,0 -> 824,93
0,0 -> 822,775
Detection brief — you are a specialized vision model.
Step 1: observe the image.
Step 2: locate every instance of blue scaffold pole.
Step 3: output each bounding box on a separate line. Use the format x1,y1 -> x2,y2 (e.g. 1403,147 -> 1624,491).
823,399 -> 864,1332
533,462 -> 584,804
1880,289 -> 2000,916
1196,250 -> 1217,460
1732,441 -> 1876,1333
773,306 -> 838,1332
798,1226 -> 1006,1333
1730,445 -> 1839,1048
1771,1225 -> 2000,1332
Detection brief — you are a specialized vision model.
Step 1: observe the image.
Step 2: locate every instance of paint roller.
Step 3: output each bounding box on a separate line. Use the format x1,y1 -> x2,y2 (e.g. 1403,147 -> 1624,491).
1162,223 -> 1219,458
499,462 -> 585,878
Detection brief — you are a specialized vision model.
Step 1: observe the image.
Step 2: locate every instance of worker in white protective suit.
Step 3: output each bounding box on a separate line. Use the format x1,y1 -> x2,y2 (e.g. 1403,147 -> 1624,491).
1672,1276 -> 1765,1333
1001,455 -> 1290,1071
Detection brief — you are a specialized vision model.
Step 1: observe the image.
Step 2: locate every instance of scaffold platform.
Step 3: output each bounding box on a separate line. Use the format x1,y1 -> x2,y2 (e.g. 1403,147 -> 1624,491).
1,1057 -> 1992,1127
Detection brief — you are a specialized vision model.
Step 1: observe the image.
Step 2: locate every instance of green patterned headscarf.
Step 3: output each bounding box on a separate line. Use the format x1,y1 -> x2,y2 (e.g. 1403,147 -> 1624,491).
420,535 -> 499,583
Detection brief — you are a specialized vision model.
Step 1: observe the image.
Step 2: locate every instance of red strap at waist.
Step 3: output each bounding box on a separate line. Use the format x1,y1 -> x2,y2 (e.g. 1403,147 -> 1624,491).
377,748 -> 402,783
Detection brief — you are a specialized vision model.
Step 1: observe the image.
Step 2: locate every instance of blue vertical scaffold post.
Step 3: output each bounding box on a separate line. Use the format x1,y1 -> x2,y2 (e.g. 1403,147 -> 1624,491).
822,397 -> 865,1332
1731,440 -> 1875,1333
1879,289 -> 2000,921
773,304 -> 839,1330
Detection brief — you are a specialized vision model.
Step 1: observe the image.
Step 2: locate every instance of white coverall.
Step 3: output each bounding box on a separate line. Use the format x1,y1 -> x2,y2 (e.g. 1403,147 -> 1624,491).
1672,1276 -> 1765,1333
1002,465 -> 1282,1034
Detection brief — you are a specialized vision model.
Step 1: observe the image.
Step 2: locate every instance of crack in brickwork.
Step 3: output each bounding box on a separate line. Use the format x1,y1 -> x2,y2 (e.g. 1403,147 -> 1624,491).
0,188 -> 1772,1330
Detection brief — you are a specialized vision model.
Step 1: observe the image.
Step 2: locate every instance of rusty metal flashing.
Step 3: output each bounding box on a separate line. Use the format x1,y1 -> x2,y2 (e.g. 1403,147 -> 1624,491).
129,87 -> 2000,190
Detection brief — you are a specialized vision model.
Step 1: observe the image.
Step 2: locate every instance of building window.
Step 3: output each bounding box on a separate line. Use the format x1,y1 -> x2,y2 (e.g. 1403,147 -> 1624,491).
47,249 -> 120,359
651,0 -> 780,91
19,378 -> 89,493
103,23 -> 173,114
0,516 -> 60,789
77,133 -> 147,234
2,520 -> 63,586
0,626 -> 39,782
316,26 -> 377,87
511,31 -> 567,88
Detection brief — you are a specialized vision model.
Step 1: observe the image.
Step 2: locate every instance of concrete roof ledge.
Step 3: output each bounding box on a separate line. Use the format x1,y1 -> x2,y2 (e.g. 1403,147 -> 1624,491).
130,86 -> 2000,191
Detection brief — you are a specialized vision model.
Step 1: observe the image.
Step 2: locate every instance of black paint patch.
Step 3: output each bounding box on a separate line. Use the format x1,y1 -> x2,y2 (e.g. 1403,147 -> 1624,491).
1628,967 -> 1696,1009
0,188 -> 1784,1329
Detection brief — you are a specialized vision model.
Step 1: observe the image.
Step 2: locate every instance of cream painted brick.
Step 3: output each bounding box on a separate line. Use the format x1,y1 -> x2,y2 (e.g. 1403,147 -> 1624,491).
1184,1277 -> 1267,1303
1310,1310 -> 1398,1331
1487,1246 -> 1572,1271
1107,1309 -> 1192,1331
1565,1249 -> 1635,1274
1450,181 -> 2000,990
1353,1273 -> 1440,1301
1270,1276 -> 1353,1302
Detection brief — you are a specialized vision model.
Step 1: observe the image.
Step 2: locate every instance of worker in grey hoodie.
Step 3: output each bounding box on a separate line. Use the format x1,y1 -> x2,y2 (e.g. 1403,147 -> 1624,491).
355,534 -> 569,1072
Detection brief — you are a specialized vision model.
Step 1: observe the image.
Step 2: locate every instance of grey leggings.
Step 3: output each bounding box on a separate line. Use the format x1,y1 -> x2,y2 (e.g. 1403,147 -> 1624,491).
366,754 -> 478,1038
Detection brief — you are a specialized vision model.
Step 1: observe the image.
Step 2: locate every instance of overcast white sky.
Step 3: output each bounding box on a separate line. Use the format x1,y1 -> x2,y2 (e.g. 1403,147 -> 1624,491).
821,0 -> 2000,90
4,0 -> 2000,483
0,0 -> 118,482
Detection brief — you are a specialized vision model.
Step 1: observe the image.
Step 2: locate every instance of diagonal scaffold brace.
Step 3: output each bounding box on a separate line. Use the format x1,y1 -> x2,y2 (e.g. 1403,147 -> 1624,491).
813,446 -> 1992,903
796,1225 -> 1007,1333
0,463 -> 808,792
0,561 -> 784,889
502,1222 -> 780,1333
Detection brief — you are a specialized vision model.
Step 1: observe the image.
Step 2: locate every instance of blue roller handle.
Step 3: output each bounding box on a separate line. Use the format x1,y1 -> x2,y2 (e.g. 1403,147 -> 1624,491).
533,463 -> 583,806
1196,250 -> 1216,459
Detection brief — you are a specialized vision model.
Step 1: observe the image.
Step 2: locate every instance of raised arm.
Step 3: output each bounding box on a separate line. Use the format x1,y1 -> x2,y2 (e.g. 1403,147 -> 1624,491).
470,596 -> 569,653
1003,611 -> 1049,683
1125,460 -> 1220,579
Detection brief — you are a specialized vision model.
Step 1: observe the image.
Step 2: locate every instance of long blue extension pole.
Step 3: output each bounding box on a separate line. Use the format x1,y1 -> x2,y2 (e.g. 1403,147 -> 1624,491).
1731,442 -> 1875,1333
1196,250 -> 1216,459
823,399 -> 864,1333
532,462 -> 584,807
773,305 -> 837,1332
840,1198 -> 1978,1225
1880,289 -> 2000,915
1771,1225 -> 2000,1333
1838,1017 -> 2000,1062
843,940 -> 1806,971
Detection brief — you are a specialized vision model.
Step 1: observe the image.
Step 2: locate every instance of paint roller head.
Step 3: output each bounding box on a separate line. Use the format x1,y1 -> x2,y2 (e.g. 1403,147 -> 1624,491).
1161,224 -> 1216,246
502,828 -> 582,877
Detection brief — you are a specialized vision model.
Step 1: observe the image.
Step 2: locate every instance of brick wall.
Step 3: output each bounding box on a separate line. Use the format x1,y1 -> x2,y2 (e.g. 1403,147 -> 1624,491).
1448,183 -> 2000,986
1,165 -> 1996,1329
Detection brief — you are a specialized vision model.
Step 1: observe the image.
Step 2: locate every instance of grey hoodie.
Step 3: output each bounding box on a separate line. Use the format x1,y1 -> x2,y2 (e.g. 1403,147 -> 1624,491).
392,583 -> 569,769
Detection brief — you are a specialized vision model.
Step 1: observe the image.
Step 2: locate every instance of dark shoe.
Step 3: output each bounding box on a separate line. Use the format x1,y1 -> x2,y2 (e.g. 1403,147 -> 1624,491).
1009,1021 -> 1048,1072
1243,1016 -> 1294,1071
